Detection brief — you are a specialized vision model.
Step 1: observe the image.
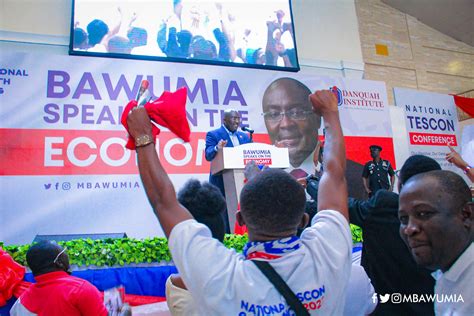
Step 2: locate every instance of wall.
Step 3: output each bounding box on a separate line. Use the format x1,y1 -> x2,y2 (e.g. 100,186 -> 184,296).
355,0 -> 474,105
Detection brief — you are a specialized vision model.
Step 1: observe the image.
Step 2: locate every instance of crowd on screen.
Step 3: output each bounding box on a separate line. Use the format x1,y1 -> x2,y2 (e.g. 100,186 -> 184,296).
72,0 -> 298,68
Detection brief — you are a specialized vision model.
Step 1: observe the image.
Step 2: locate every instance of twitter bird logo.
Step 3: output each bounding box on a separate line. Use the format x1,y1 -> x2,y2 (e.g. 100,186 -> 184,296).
44,183 -> 51,190
379,294 -> 390,303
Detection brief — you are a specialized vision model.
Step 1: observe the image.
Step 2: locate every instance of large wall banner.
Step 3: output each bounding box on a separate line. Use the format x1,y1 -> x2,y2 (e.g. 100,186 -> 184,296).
393,87 -> 462,173
1,52 -> 393,245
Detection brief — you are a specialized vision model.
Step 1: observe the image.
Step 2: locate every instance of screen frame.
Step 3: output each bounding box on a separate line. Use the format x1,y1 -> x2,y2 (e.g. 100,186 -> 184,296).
68,0 -> 300,72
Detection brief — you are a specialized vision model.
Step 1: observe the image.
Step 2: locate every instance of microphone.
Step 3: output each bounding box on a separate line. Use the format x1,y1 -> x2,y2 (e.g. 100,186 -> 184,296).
242,126 -> 254,134
136,80 -> 150,106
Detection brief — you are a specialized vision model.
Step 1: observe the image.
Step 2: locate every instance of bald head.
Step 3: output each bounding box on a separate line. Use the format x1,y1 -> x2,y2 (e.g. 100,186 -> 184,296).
398,170 -> 473,271
222,109 -> 241,132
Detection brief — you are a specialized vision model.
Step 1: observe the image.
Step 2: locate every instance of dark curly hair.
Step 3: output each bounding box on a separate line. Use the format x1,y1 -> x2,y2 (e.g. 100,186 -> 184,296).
87,19 -> 109,46
177,179 -> 226,241
399,155 -> 441,185
240,169 -> 306,234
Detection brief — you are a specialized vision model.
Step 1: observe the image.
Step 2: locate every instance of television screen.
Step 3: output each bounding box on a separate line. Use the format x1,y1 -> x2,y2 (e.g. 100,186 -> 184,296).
70,0 -> 299,71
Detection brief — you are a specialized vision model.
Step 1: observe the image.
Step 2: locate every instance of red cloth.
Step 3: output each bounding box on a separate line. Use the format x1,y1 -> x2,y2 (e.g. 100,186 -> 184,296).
121,88 -> 190,150
18,271 -> 108,316
123,293 -> 166,306
453,95 -> 474,118
233,203 -> 248,235
0,248 -> 26,306
234,222 -> 248,235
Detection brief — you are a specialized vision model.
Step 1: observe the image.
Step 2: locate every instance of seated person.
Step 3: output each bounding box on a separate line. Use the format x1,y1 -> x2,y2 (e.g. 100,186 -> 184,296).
399,170 -> 473,315
126,89 -> 351,314
165,179 -> 226,315
10,240 -> 107,316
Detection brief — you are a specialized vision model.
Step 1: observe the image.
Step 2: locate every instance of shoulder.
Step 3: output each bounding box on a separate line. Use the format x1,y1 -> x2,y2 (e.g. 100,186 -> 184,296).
206,127 -> 226,140
303,210 -> 352,248
207,126 -> 223,135
347,159 -> 365,171
67,275 -> 101,295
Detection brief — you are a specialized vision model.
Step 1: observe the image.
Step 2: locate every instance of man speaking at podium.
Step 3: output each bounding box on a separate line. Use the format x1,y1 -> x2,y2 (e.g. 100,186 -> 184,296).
205,110 -> 252,230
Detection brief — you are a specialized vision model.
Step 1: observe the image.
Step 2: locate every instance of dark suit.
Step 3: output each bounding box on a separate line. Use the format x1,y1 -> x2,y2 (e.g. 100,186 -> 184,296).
205,126 -> 252,232
205,126 -> 252,195
349,190 -> 435,316
346,160 -> 365,200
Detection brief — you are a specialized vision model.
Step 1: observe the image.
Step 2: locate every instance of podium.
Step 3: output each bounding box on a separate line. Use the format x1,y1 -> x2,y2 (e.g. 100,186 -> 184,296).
210,142 -> 290,232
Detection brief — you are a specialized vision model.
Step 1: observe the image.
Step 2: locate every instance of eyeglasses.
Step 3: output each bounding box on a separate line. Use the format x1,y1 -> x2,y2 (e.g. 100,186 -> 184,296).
262,109 -> 314,122
53,247 -> 67,264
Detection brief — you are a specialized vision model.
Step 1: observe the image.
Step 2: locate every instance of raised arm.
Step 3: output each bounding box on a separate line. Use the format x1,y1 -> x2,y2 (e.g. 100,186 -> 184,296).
446,145 -> 474,182
127,107 -> 193,237
309,90 -> 348,220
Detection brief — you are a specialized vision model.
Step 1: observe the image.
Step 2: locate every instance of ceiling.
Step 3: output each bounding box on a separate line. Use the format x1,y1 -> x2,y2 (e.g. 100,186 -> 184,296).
382,0 -> 474,47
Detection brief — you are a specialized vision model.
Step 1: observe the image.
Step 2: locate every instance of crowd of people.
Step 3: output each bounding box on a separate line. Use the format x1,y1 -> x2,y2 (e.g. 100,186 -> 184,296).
125,89 -> 471,315
72,1 -> 298,68
7,87 -> 473,314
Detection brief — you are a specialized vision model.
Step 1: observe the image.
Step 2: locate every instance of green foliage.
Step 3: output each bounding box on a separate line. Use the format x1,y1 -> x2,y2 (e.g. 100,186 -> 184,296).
2,228 -> 362,267
350,224 -> 363,243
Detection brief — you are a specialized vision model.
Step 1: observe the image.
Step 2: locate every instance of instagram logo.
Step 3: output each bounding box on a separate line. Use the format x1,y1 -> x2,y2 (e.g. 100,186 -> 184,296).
391,293 -> 402,304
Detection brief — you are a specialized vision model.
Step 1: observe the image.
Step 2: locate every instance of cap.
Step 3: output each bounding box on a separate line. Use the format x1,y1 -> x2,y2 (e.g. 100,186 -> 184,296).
369,145 -> 382,151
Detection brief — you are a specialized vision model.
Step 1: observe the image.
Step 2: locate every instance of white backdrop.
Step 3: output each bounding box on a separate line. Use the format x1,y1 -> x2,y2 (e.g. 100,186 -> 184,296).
1,52 -> 392,245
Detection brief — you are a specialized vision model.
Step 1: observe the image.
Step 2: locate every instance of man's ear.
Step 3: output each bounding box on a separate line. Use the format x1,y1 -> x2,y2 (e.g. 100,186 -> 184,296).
55,259 -> 66,271
299,213 -> 309,230
236,210 -> 246,226
461,202 -> 473,229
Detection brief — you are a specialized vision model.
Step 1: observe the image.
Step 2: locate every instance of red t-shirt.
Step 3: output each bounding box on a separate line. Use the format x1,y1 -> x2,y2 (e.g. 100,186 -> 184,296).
18,271 -> 107,316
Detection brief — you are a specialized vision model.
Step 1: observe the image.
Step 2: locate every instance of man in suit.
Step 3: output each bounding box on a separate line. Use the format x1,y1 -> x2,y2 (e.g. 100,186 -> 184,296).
262,77 -> 365,199
205,109 -> 252,231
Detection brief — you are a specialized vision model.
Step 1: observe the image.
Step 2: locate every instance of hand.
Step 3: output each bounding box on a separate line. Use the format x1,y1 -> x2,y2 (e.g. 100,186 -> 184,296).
217,139 -> 227,149
296,177 -> 308,188
266,20 -> 280,33
282,22 -> 293,34
309,90 -> 339,116
244,161 -> 261,182
274,140 -> 289,148
446,145 -> 468,169
126,107 -> 153,139
130,12 -> 137,24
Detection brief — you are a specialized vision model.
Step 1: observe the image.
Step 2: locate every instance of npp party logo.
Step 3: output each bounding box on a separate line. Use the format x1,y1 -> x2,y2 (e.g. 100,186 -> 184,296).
329,86 -> 343,106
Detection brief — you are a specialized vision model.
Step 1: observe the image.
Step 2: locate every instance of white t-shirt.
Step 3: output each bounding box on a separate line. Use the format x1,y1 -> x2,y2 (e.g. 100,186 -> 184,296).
168,210 -> 352,315
344,265 -> 377,316
432,242 -> 474,316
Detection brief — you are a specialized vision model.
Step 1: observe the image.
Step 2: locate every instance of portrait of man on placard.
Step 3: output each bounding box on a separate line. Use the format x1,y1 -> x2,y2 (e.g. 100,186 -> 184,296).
261,77 -> 365,199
